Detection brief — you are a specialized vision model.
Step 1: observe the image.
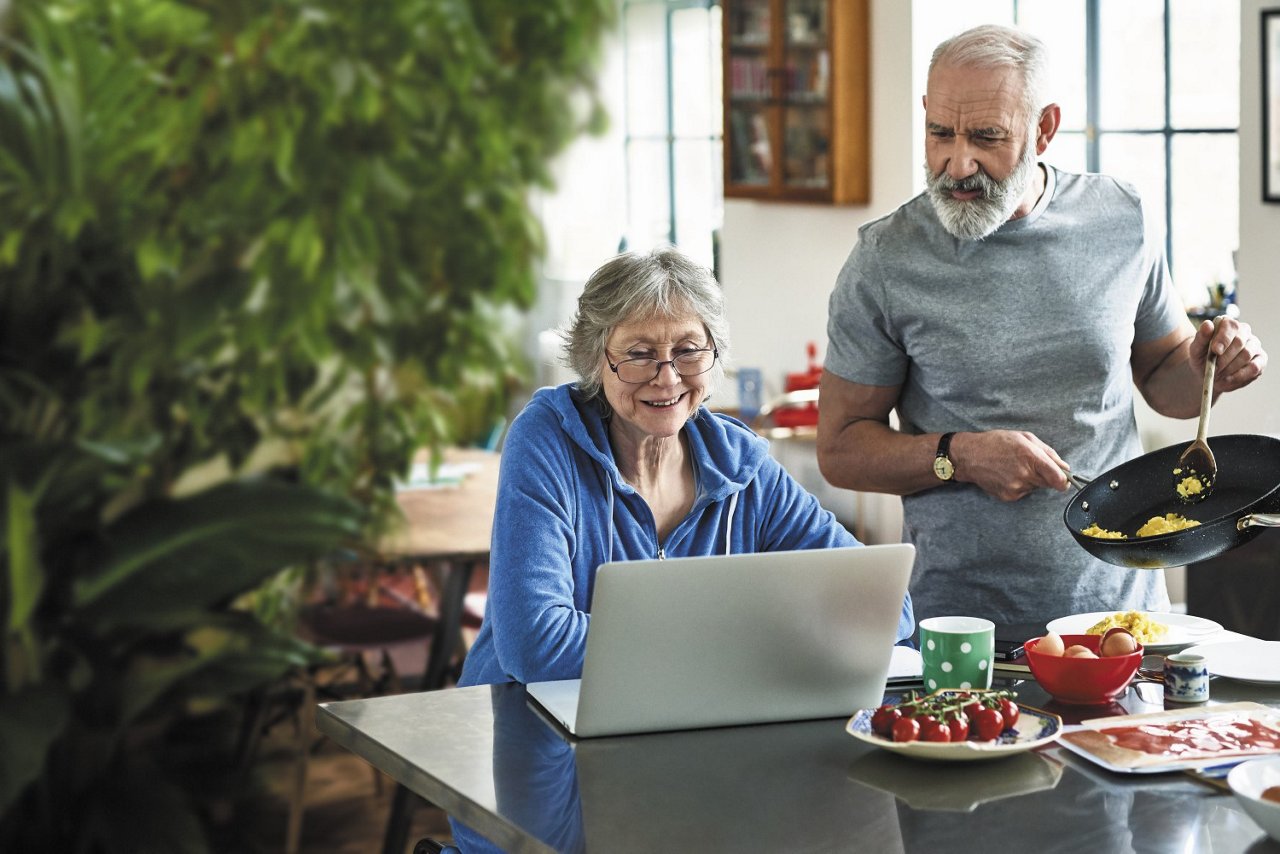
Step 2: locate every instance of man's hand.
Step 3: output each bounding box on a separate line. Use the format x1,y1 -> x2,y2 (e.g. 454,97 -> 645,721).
1190,316 -> 1268,393
952,430 -> 1072,502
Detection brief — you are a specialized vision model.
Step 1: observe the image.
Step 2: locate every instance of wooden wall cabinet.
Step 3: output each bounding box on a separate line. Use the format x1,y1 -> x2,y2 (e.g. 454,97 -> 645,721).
722,0 -> 869,204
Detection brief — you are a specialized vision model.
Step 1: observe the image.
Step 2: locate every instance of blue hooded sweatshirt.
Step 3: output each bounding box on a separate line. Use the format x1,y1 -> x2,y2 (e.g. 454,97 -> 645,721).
458,383 -> 915,687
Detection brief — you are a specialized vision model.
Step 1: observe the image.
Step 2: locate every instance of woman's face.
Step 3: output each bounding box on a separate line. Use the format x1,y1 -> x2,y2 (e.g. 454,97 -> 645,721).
602,311 -> 713,443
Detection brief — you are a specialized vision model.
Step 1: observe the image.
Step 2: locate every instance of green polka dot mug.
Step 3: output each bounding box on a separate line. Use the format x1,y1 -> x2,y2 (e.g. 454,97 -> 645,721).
919,616 -> 995,692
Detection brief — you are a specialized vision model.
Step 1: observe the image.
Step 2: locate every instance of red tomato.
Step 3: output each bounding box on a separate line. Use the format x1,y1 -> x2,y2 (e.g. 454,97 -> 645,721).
962,700 -> 983,722
946,715 -> 970,742
973,707 -> 1004,741
871,705 -> 901,737
921,721 -> 952,742
999,698 -> 1020,731
892,716 -> 921,743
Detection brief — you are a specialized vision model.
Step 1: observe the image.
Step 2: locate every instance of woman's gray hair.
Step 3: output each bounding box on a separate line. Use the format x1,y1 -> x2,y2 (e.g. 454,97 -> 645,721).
929,24 -> 1049,127
561,246 -> 730,406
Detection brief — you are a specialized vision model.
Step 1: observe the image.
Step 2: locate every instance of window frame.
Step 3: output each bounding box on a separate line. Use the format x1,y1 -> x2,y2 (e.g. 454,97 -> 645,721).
621,0 -> 724,269
1015,0 -> 1239,279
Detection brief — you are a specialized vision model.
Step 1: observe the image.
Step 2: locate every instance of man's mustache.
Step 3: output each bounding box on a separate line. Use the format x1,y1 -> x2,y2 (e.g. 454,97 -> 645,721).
933,170 -> 995,195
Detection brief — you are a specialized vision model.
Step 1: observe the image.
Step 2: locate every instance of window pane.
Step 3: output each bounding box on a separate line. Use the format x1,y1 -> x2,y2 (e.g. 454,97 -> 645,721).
914,0 -> 1013,64
673,139 -> 718,267
1098,133 -> 1166,228
1171,134 -> 1239,309
1169,0 -> 1239,128
1015,0 -> 1087,132
626,138 -> 672,250
1099,0 -> 1164,129
1043,130 -> 1087,174
672,6 -> 718,137
626,2 -> 668,138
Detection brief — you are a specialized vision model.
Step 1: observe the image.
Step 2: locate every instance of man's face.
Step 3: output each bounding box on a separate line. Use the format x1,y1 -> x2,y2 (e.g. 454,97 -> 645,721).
924,62 -> 1039,240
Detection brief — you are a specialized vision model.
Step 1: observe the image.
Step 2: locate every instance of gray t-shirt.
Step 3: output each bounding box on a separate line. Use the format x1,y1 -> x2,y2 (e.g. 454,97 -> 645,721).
825,166 -> 1185,626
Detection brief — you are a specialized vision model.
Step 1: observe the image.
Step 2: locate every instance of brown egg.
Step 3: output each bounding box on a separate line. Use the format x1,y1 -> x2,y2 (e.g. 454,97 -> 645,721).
1064,644 -> 1099,659
1038,632 -> 1066,657
1100,627 -> 1139,657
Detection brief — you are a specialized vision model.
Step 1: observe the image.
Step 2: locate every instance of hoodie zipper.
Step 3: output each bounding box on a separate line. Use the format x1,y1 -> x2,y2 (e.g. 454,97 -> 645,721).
657,546 -> 665,560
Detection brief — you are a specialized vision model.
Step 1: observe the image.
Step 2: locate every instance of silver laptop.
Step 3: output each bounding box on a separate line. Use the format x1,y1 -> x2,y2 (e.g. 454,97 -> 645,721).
525,543 -> 915,738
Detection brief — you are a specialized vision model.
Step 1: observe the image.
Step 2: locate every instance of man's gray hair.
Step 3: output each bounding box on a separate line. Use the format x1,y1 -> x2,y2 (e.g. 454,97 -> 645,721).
561,246 -> 730,405
929,24 -> 1049,124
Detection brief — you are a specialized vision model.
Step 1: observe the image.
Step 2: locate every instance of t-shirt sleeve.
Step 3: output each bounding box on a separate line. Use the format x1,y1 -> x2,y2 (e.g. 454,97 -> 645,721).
1132,193 -> 1188,344
824,234 -> 910,387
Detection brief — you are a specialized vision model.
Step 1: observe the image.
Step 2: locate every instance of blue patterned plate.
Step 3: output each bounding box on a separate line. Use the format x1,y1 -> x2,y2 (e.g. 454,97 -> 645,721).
846,690 -> 1062,762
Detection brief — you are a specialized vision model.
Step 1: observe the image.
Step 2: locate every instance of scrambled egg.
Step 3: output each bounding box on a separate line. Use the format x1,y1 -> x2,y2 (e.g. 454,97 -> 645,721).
1135,513 -> 1201,537
1080,523 -> 1128,540
1175,471 -> 1208,499
1086,610 -> 1168,644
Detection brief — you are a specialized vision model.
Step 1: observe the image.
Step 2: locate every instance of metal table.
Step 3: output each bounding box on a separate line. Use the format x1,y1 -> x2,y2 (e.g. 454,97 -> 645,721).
318,670 -> 1280,853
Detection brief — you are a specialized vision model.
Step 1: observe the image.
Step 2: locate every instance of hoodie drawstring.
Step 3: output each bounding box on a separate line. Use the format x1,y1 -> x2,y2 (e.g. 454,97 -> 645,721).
724,491 -> 738,556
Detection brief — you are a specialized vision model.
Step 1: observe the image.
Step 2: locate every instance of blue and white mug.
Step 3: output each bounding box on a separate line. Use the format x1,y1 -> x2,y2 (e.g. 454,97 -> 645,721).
1163,652 -> 1210,703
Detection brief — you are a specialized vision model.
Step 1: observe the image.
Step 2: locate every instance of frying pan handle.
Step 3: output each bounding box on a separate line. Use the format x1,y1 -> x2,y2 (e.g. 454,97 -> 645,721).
1237,513 -> 1280,531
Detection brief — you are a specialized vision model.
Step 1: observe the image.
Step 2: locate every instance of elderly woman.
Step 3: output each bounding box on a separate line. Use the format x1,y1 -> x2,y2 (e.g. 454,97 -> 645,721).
458,247 -> 914,687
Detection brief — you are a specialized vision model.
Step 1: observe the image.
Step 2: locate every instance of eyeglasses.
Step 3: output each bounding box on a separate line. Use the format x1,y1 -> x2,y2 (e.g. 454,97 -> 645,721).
606,348 -> 718,384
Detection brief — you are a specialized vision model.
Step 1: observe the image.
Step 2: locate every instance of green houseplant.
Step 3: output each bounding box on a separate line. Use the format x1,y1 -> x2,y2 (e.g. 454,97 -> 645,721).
0,0 -> 614,850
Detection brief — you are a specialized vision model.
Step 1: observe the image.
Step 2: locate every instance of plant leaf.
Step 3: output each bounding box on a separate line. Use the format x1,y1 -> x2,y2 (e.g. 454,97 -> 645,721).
0,684 -> 70,816
5,481 -> 42,634
72,480 -> 363,621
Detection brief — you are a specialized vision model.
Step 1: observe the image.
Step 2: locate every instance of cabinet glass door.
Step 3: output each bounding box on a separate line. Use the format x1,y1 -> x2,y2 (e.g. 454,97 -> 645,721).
781,0 -> 830,190
726,0 -> 774,186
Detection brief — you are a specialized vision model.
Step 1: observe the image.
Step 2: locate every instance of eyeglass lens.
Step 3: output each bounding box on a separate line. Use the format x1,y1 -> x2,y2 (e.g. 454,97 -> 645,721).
615,350 -> 716,383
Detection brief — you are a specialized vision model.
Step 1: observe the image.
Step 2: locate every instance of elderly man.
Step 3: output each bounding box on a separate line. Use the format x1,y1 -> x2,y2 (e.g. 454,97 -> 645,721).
817,24 -> 1267,626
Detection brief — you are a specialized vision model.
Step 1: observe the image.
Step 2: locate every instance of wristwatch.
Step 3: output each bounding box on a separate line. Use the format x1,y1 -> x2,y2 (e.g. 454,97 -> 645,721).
933,432 -> 957,482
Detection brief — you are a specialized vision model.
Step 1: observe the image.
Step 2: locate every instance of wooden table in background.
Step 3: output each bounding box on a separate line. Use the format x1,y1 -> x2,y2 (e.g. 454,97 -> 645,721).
383,447 -> 500,691
378,447 -> 500,854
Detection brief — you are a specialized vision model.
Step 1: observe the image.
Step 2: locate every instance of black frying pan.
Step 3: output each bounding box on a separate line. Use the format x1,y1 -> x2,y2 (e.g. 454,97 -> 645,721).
1064,434 -> 1280,569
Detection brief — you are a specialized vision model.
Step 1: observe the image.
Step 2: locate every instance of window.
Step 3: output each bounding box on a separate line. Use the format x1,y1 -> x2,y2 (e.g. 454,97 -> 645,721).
622,0 -> 724,272
919,0 -> 1240,309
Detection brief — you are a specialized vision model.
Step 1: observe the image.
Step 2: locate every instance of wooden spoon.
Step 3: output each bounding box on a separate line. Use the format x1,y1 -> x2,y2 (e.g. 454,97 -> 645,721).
1173,321 -> 1219,503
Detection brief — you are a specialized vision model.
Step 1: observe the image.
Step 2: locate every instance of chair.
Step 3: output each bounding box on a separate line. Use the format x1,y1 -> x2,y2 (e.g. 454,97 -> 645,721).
273,565 -> 444,854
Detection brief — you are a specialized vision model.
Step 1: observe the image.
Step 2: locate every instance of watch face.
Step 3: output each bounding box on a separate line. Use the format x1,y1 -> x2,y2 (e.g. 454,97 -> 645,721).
933,456 -> 954,481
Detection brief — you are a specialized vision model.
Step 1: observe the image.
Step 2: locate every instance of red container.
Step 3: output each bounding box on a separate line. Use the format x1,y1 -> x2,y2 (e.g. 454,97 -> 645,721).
1024,633 -> 1143,705
774,342 -> 822,428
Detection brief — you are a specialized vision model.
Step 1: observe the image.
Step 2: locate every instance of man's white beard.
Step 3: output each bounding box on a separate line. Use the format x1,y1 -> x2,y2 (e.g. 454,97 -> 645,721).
926,139 -> 1038,240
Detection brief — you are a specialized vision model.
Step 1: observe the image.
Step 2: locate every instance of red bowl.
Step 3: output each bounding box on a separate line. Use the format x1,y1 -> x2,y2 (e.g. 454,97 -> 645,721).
1024,633 -> 1143,705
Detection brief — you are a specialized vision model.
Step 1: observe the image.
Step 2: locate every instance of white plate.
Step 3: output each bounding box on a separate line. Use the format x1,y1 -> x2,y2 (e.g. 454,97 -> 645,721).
1045,611 -> 1224,652
1183,639 -> 1280,685
846,693 -> 1061,762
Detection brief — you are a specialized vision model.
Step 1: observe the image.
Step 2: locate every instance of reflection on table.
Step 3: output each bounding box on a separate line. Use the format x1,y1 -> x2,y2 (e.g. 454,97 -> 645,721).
317,670 -> 1280,853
